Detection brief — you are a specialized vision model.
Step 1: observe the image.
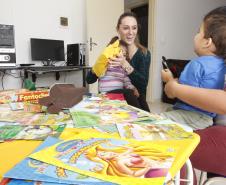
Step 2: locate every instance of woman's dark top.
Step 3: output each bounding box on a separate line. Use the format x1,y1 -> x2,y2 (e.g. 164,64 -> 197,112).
86,48 -> 151,96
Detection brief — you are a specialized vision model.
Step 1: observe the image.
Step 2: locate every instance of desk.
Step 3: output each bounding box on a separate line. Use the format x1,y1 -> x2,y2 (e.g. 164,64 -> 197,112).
24,66 -> 91,87
0,128 -> 199,184
0,94 -> 200,184
0,65 -> 91,87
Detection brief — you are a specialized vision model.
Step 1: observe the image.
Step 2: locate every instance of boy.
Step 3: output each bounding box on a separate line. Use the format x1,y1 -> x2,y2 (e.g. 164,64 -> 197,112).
161,8 -> 226,130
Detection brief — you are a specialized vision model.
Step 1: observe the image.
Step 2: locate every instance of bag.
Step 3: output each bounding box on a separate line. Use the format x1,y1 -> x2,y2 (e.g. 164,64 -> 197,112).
39,84 -> 87,113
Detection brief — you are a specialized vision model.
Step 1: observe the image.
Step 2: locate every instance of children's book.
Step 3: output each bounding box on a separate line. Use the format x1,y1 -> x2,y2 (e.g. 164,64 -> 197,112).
0,89 -> 49,104
0,124 -> 66,140
116,122 -> 194,141
0,111 -> 71,125
0,89 -> 27,104
9,102 -> 24,111
0,177 -> 10,185
69,97 -> 163,133
5,137 -> 114,185
9,101 -> 44,113
23,102 -> 43,113
134,119 -> 193,132
0,104 -> 11,112
105,93 -> 125,101
7,178 -> 68,185
30,135 -> 177,185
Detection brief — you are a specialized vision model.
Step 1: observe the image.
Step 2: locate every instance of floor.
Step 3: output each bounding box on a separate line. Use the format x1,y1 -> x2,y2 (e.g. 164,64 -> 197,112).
148,101 -> 206,185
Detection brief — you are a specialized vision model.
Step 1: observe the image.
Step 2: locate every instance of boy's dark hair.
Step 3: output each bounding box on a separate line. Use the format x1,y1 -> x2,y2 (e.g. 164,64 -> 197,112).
204,6 -> 226,60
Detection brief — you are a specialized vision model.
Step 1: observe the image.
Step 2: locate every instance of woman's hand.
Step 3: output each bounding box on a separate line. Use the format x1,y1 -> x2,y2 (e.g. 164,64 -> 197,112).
108,55 -> 123,67
164,79 -> 179,99
161,69 -> 174,83
133,88 -> 140,97
109,54 -> 134,74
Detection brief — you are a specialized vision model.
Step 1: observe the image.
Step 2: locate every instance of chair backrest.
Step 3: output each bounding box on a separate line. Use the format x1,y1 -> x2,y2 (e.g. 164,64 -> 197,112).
162,56 -> 190,104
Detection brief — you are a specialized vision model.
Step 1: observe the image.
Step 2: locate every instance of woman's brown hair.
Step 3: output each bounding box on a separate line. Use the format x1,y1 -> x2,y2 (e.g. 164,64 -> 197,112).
116,12 -> 148,55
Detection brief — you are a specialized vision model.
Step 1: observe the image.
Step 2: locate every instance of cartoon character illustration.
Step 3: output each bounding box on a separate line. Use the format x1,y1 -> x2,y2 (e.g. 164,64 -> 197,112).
14,125 -> 54,139
84,141 -> 174,178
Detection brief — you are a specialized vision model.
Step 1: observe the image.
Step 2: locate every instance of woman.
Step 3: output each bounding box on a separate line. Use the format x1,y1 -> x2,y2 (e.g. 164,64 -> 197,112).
86,12 -> 151,112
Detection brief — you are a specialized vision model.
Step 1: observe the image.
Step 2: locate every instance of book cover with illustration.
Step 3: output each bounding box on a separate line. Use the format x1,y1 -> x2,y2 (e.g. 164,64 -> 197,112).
0,89 -> 27,104
23,102 -> 43,113
30,135 -> 176,185
116,122 -> 194,141
7,179 -> 67,185
10,101 -> 44,113
5,137 -> 114,185
0,103 -> 11,111
0,89 -> 49,104
0,111 -> 71,125
9,102 -> 24,111
69,97 -> 163,133
0,124 -> 66,140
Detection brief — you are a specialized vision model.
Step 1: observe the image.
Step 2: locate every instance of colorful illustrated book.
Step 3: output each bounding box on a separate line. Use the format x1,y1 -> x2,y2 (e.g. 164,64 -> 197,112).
0,111 -> 71,125
0,124 -> 66,140
9,102 -> 24,111
5,137 -> 114,185
105,93 -> 125,101
7,179 -> 65,185
0,89 -> 28,104
0,104 -> 11,112
23,102 -> 43,113
30,135 -> 176,185
9,102 -> 43,113
69,97 -> 163,133
0,89 -> 49,104
117,122 -> 193,141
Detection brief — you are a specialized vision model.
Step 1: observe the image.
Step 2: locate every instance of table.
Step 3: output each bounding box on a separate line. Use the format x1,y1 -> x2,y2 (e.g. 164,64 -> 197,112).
0,127 -> 200,184
0,93 -> 200,184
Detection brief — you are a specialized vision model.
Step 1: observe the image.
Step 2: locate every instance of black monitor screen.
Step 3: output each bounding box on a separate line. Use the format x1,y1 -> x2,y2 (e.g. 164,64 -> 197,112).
30,38 -> 65,62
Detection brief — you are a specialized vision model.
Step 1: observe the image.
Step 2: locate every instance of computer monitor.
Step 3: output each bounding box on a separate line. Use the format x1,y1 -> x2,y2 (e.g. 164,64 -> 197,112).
30,38 -> 65,66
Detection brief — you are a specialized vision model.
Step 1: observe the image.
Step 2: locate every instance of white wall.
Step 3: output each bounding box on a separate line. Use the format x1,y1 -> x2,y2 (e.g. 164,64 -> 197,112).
151,0 -> 226,102
0,0 -> 86,89
1,0 -> 226,92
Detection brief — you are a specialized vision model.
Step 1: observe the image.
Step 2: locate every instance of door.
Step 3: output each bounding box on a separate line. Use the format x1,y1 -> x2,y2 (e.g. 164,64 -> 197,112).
86,0 -> 124,93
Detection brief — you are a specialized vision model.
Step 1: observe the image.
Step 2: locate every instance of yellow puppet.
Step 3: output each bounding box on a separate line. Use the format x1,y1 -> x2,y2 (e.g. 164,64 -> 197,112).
92,40 -> 121,77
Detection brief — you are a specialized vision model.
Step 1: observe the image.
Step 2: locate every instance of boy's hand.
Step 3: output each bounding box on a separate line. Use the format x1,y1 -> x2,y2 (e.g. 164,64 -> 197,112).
161,69 -> 174,83
164,79 -> 179,98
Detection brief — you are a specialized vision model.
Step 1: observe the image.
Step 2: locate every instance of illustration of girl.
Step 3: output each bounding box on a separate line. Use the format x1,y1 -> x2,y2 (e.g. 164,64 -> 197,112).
84,141 -> 174,178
